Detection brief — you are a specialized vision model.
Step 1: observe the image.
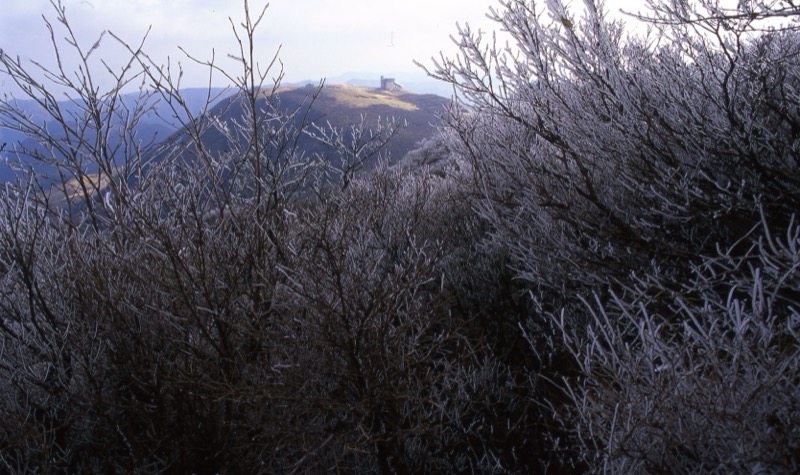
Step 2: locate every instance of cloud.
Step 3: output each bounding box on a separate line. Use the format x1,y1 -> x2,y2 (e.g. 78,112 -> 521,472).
1,0 -> 494,90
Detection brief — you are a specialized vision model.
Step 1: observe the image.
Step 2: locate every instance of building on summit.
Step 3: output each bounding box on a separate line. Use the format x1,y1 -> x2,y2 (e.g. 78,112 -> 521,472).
380,76 -> 402,91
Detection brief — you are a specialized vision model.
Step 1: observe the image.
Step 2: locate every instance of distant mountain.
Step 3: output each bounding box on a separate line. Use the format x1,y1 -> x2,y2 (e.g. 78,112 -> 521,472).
285,83 -> 449,163
156,83 -> 449,170
290,72 -> 456,98
0,84 -> 448,184
0,88 -> 235,182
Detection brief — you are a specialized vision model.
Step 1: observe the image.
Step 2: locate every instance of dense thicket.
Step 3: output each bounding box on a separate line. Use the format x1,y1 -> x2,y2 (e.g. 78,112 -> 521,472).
423,0 -> 800,471
0,0 -> 799,473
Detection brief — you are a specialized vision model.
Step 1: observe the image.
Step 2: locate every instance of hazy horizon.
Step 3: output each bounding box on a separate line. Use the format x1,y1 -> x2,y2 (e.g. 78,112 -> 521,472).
0,0 -> 498,94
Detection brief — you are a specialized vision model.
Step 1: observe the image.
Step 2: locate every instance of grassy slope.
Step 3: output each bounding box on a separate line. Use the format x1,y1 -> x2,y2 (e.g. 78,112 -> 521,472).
213,83 -> 450,167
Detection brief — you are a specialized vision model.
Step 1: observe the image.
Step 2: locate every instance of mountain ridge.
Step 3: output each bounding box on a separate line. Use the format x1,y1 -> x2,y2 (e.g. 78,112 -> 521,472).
154,83 -> 448,170
0,84 -> 448,183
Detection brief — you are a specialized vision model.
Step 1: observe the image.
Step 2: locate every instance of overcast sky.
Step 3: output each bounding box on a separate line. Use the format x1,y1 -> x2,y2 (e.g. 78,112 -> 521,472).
0,0 -> 504,92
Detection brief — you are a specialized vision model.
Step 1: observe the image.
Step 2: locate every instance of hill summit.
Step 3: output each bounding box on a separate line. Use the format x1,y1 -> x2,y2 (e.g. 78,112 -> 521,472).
261,83 -> 449,165
151,83 -> 450,173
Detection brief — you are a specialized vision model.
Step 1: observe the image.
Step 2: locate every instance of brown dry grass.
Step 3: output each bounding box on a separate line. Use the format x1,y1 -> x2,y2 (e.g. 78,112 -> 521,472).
326,84 -> 419,111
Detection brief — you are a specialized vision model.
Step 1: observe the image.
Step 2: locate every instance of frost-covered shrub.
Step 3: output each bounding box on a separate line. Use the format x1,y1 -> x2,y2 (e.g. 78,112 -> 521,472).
0,2 -> 535,471
424,0 -> 800,299
549,215 -> 800,473
0,1 -> 415,472
424,1 -> 800,471
274,164 -> 532,473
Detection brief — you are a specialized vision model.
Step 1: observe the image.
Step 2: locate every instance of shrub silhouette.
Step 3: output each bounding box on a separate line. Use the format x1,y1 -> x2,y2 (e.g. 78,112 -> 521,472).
2,0 -> 800,473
